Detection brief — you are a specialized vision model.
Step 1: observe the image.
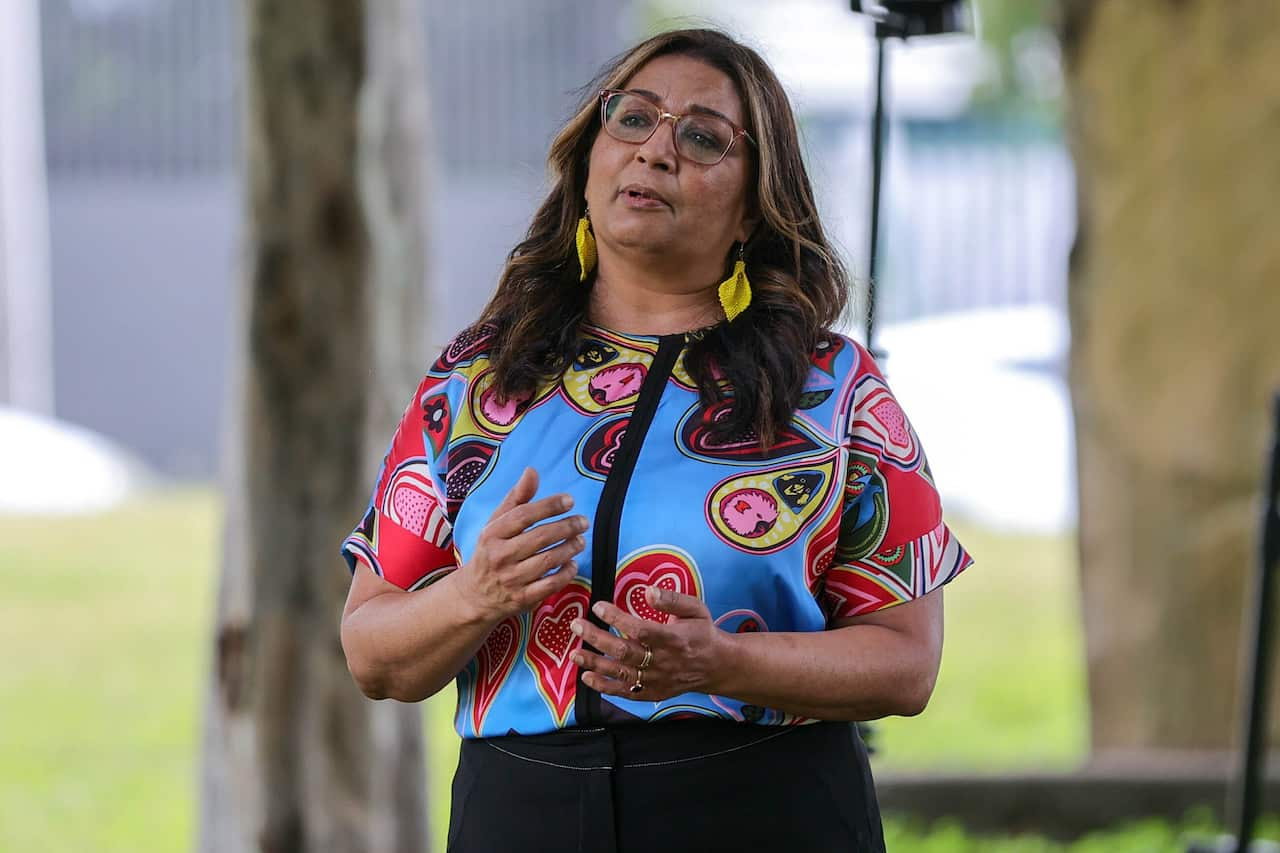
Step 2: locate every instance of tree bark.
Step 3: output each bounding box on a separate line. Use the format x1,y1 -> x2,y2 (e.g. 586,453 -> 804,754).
359,0 -> 433,444
1062,0 -> 1280,755
0,0 -> 55,413
199,1 -> 431,850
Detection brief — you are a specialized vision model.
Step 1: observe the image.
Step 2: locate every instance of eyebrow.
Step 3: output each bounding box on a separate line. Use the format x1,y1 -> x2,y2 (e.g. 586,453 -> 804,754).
627,88 -> 738,126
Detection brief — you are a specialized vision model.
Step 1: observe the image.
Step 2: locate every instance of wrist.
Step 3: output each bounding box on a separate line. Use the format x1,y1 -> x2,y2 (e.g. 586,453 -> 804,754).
443,569 -> 501,629
706,626 -> 747,697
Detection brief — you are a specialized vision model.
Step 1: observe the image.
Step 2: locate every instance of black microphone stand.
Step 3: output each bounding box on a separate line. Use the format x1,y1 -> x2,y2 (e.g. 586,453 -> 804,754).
1188,393 -> 1280,852
865,17 -> 891,360
850,0 -> 970,358
847,0 -> 970,758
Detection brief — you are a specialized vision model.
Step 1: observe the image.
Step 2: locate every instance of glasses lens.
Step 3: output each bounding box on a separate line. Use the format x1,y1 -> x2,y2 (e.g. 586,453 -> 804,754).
603,93 -> 659,143
675,115 -> 734,164
601,92 -> 738,165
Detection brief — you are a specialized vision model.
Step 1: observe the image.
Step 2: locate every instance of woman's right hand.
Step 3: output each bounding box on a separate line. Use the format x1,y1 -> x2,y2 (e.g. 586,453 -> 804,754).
454,467 -> 589,623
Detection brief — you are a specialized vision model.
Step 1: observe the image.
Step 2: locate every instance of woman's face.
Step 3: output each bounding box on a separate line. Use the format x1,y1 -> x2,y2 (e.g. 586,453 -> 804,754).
584,54 -> 754,279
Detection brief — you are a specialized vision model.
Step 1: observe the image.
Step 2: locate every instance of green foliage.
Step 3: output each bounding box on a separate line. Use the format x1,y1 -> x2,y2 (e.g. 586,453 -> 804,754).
1,492 -> 1275,852
969,0 -> 1061,115
634,0 -> 719,38
974,0 -> 1053,75
888,811 -> 1280,852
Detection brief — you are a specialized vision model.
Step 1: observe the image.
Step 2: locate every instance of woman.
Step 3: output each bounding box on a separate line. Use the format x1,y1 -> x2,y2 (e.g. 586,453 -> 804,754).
340,28 -> 973,853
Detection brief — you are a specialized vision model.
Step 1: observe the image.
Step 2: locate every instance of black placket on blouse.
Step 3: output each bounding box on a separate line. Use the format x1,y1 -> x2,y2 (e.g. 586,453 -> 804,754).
575,332 -> 685,726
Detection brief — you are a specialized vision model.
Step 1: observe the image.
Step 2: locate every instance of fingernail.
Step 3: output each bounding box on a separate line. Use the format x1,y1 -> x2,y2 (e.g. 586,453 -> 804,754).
576,516 -> 590,532
572,653 -> 584,666
560,496 -> 573,511
571,620 -> 584,635
592,602 -> 606,618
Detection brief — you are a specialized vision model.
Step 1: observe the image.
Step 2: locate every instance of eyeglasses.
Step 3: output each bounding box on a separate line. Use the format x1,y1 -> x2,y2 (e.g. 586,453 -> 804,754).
599,89 -> 755,166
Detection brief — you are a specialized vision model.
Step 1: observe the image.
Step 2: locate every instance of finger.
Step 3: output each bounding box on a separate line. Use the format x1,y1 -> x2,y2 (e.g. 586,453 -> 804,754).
647,586 -> 710,620
488,492 -> 577,539
520,560 -> 579,607
571,616 -> 638,663
511,534 -> 587,583
510,515 -> 590,561
590,601 -> 654,644
581,669 -> 646,699
573,649 -> 643,691
491,467 -> 538,517
572,646 -> 629,677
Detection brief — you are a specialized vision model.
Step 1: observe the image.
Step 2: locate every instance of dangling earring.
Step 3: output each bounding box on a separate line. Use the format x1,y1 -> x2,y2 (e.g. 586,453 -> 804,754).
718,242 -> 752,321
576,211 -> 597,282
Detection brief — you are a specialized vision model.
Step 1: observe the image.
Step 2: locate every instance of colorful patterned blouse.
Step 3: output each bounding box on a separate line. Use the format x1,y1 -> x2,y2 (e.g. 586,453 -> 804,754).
341,322 -> 973,737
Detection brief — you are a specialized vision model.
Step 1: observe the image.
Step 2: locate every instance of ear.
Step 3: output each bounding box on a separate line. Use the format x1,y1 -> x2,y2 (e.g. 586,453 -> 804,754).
735,172 -> 761,244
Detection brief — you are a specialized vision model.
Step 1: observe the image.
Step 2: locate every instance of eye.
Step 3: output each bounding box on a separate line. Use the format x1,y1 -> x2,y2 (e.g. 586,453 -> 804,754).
679,119 -> 727,153
605,94 -> 658,133
619,110 -> 654,129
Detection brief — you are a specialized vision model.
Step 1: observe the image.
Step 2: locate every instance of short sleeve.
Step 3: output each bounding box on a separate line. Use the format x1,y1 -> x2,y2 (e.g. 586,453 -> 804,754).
341,372 -> 459,591
820,347 -> 973,620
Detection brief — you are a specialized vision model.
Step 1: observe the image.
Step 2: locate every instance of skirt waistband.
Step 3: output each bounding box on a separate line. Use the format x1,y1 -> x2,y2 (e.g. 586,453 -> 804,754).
469,719 -> 848,772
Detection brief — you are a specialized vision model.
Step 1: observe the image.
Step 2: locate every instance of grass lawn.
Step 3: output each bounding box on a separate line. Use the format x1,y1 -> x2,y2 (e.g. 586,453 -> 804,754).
0,488 -> 1266,851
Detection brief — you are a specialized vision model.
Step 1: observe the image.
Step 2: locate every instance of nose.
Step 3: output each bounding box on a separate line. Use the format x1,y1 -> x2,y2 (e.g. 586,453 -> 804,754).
634,116 -> 678,172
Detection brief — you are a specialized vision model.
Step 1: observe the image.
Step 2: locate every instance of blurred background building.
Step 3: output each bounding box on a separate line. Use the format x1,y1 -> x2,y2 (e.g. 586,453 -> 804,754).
11,5 -> 1280,848
3,0 -> 1074,531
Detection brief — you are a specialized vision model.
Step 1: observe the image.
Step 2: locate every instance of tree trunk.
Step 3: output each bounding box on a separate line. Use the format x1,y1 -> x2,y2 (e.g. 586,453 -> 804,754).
1062,0 -> 1280,756
359,0 -> 433,440
199,2 -> 431,850
0,0 -> 55,414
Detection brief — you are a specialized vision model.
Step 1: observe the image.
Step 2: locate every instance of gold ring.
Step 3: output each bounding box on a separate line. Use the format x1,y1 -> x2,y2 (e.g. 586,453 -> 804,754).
638,646 -> 653,671
629,677 -> 644,694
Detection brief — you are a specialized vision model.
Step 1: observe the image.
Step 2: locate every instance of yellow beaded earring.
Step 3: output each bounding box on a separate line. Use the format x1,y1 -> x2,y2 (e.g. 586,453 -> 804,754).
576,211 -> 597,282
717,242 -> 752,321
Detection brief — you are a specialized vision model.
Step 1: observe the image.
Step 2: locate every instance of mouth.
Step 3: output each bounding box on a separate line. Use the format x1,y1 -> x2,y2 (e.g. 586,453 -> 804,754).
619,184 -> 670,206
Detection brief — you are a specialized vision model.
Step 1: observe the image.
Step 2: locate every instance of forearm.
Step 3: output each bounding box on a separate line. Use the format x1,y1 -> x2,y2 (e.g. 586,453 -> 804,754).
341,570 -> 495,702
709,623 -> 938,722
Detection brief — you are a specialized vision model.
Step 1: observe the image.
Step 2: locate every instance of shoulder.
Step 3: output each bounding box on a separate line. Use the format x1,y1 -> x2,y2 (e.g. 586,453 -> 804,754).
401,324 -> 499,430
425,323 -> 499,382
776,329 -> 883,443
810,329 -> 882,386
809,330 -> 910,448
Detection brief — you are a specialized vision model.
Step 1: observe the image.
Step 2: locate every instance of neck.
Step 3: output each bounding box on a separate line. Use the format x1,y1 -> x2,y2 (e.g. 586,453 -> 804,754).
587,253 -> 726,336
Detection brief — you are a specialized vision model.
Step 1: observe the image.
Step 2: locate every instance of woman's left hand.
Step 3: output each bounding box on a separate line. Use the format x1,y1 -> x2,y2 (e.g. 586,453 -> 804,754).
570,586 -> 729,701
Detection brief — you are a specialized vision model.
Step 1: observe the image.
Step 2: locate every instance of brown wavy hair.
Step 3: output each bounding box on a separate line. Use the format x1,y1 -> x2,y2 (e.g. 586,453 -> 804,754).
477,28 -> 850,446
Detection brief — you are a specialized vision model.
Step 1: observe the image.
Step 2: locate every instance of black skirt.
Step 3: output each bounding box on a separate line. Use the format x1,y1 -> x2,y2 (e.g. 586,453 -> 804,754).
446,718 -> 886,853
